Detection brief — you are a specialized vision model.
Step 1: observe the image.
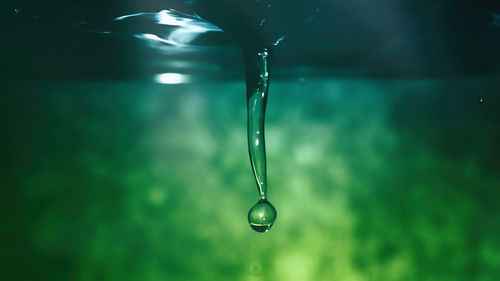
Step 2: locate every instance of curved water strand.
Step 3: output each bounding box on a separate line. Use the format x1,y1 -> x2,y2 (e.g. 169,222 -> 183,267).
245,47 -> 270,200
244,47 -> 277,232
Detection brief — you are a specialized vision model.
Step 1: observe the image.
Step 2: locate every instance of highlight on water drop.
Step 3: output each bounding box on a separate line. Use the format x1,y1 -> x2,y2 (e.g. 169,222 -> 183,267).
248,199 -> 277,232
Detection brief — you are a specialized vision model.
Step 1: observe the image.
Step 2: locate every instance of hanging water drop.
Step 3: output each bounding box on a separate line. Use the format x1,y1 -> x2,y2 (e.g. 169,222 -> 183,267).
244,47 -> 277,232
248,199 -> 277,232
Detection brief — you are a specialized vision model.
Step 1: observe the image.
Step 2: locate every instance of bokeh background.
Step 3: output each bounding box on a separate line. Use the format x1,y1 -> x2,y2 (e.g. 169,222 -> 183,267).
2,77 -> 500,281
2,0 -> 500,280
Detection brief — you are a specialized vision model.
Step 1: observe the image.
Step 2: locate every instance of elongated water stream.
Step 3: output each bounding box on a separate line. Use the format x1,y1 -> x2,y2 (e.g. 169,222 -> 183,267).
244,47 -> 277,232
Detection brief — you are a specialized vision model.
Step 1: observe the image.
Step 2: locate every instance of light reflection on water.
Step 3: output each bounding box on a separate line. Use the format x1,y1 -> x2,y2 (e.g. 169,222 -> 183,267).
114,9 -> 223,47
154,72 -> 191,84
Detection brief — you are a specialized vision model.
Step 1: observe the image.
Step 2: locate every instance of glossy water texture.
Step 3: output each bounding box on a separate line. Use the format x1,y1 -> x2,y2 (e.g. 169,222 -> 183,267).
248,199 -> 277,232
73,9 -> 224,49
244,48 -> 278,232
245,48 -> 270,199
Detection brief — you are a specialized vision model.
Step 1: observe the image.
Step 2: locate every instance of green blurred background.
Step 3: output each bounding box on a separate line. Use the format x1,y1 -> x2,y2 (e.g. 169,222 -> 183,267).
1,77 -> 499,281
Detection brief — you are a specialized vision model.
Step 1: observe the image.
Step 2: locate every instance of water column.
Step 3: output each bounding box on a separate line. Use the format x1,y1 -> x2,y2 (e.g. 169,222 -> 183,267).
244,47 -> 277,232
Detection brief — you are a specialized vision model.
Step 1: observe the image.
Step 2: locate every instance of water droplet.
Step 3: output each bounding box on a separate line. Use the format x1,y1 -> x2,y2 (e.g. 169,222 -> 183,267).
248,199 -> 277,232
